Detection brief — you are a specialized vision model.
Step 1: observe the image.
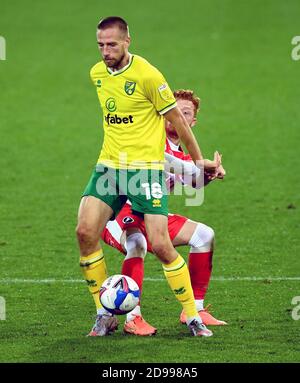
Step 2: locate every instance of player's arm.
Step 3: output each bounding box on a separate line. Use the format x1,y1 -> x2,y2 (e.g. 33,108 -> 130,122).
164,107 -> 220,173
164,152 -> 224,189
164,152 -> 200,176
143,69 -> 219,172
164,107 -> 203,162
164,152 -> 204,189
143,71 -> 213,169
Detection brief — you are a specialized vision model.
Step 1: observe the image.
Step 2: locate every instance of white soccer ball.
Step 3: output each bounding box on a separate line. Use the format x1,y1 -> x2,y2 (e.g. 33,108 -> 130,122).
99,274 -> 140,315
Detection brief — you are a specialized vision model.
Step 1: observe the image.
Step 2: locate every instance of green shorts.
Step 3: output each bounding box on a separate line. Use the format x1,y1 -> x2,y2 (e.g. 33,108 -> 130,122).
82,164 -> 168,217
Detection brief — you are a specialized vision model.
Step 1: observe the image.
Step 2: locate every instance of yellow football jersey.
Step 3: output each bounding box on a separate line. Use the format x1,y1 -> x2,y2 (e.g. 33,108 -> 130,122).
90,54 -> 177,169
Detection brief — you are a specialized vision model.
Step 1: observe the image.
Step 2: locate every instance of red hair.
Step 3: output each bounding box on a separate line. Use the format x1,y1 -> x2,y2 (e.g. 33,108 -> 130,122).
173,89 -> 201,117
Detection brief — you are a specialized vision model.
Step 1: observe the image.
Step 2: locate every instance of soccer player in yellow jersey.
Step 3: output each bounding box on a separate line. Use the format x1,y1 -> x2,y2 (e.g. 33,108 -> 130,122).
76,16 -> 219,337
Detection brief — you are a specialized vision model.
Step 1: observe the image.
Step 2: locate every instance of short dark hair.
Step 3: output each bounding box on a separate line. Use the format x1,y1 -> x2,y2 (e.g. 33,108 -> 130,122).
97,16 -> 129,35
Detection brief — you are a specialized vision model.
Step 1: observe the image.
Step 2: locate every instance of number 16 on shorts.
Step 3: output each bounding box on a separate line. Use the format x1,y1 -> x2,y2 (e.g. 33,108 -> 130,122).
142,182 -> 163,199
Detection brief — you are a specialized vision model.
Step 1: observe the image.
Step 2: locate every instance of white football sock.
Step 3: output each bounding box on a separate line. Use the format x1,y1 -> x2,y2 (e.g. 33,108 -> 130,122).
186,314 -> 203,326
126,305 -> 141,322
97,307 -> 111,316
195,299 -> 204,311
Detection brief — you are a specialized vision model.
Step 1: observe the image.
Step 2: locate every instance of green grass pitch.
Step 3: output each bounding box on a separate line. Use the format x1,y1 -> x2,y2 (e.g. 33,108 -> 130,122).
0,0 -> 299,363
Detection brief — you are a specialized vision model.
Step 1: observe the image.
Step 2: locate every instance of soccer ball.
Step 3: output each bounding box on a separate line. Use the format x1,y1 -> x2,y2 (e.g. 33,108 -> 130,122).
99,274 -> 140,315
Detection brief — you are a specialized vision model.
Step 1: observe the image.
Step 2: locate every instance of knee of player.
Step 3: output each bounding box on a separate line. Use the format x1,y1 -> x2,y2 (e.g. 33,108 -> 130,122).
189,223 -> 215,249
76,223 -> 98,244
125,232 -> 147,259
151,241 -> 170,261
205,225 -> 215,244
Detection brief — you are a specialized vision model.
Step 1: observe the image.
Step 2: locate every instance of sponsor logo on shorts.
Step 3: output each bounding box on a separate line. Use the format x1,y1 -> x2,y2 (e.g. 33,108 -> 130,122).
152,199 -> 161,208
122,216 -> 135,224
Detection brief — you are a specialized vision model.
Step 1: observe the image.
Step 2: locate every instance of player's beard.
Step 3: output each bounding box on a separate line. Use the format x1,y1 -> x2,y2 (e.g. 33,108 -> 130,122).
106,52 -> 126,71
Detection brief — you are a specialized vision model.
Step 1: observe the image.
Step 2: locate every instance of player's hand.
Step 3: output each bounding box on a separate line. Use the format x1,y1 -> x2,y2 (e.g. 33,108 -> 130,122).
202,151 -> 221,174
216,163 -> 226,179
203,152 -> 226,182
214,152 -> 226,179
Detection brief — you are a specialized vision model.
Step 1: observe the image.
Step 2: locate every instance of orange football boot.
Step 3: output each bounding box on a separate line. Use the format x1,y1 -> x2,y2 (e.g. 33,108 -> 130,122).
124,315 -> 157,336
180,305 -> 228,326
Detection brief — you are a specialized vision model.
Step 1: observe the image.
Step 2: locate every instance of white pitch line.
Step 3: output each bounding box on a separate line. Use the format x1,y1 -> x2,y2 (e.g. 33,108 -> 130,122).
0,276 -> 299,284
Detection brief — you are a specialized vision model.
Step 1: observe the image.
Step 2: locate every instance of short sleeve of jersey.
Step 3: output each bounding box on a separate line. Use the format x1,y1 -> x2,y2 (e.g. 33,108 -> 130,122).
90,62 -> 104,87
90,64 -> 97,85
143,67 -> 177,115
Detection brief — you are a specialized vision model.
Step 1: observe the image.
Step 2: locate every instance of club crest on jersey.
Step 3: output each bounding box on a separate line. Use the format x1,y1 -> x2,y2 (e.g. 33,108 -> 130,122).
124,81 -> 136,95
122,216 -> 135,224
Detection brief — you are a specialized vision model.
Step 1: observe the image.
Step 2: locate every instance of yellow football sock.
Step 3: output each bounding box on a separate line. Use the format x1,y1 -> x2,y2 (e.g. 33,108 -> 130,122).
80,249 -> 107,311
163,254 -> 198,319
